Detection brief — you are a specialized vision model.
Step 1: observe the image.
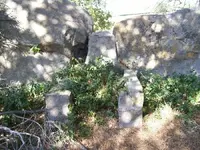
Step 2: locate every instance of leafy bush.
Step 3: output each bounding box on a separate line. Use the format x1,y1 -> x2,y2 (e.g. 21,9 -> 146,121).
53,58 -> 125,137
0,58 -> 125,138
70,0 -> 113,31
0,82 -> 51,112
139,71 -> 200,117
88,7 -> 112,31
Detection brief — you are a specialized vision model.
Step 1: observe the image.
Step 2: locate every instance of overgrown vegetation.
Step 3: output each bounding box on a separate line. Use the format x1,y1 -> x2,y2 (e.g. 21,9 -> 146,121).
0,82 -> 51,112
0,59 -> 125,141
139,71 -> 200,119
52,58 -> 125,137
1,58 -> 200,148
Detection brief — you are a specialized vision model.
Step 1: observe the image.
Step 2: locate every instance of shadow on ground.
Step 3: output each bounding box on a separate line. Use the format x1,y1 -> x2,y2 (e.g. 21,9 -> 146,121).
76,111 -> 200,150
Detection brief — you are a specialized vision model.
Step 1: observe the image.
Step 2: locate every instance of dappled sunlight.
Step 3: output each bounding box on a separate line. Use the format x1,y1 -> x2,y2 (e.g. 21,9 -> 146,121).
62,104 -> 70,116
1,0 -> 93,84
157,51 -> 174,60
46,91 -> 71,122
146,54 -> 159,69
151,23 -> 163,33
0,46 -> 70,83
113,8 -> 200,75
0,57 -> 12,69
36,14 -> 47,22
107,49 -> 117,59
3,0 -> 93,46
132,28 -> 140,35
144,104 -> 180,133
50,108 -> 59,117
80,104 -> 200,149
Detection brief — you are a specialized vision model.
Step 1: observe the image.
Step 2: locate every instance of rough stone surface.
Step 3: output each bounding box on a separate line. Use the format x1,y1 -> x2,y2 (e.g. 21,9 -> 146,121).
0,40 -> 70,84
1,0 -> 93,58
85,31 -> 117,64
45,91 -> 71,122
113,8 -> 200,75
118,70 -> 144,128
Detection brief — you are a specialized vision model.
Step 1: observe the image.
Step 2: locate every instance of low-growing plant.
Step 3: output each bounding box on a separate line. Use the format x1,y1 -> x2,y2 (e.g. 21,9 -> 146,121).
138,71 -> 200,118
0,82 -> 51,112
0,58 -> 125,138
30,45 -> 41,53
0,82 -> 52,127
54,58 -> 125,137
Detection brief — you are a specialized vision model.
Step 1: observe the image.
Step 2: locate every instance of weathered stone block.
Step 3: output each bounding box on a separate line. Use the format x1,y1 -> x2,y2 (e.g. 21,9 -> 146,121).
85,31 -> 117,64
0,46 -> 70,84
118,105 -> 143,128
2,0 -> 93,59
113,8 -> 200,75
45,91 -> 71,123
118,70 -> 144,128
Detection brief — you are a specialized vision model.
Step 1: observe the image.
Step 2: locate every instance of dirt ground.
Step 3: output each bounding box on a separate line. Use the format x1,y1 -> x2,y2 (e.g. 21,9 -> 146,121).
70,109 -> 200,150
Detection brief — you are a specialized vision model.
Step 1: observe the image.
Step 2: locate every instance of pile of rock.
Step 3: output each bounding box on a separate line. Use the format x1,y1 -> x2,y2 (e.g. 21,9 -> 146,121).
3,0 -> 200,129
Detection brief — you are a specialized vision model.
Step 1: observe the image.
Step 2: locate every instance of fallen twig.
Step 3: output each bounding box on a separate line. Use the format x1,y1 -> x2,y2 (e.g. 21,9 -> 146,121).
0,125 -> 42,149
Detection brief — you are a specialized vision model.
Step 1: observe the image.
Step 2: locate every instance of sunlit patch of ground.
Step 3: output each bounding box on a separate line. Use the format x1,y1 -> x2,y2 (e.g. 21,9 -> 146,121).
72,104 -> 200,150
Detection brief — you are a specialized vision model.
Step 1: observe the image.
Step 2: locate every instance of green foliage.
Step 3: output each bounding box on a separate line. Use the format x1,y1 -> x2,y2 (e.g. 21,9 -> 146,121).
0,58 -> 125,138
30,45 -> 41,53
88,7 -> 112,31
0,82 -> 51,112
54,58 -> 125,137
139,71 -> 200,118
70,0 -> 113,31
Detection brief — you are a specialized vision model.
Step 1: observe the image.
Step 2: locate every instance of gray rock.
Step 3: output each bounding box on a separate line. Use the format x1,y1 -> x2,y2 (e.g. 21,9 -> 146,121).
85,31 -> 117,64
2,0 -> 93,58
113,8 -> 200,75
118,70 -> 144,128
45,91 -> 72,123
0,42 -> 70,84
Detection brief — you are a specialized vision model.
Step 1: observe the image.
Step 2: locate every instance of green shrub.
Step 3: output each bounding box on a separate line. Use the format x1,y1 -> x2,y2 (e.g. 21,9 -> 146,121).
0,58 -> 125,138
88,7 -> 112,31
0,82 -> 51,112
138,71 -> 200,117
54,58 -> 125,137
70,0 -> 113,31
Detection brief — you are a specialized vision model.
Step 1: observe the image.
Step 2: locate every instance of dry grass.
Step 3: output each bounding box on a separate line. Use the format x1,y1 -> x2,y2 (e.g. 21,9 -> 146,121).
1,105 -> 199,150
76,105 -> 200,150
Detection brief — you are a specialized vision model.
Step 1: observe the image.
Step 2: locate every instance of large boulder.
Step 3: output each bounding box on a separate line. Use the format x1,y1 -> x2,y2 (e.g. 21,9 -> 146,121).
2,0 -> 93,58
0,40 -> 70,84
113,8 -> 200,75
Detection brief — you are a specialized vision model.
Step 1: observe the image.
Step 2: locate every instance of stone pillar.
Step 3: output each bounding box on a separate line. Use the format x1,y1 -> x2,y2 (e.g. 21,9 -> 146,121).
45,91 -> 72,123
118,70 -> 144,128
85,31 -> 117,64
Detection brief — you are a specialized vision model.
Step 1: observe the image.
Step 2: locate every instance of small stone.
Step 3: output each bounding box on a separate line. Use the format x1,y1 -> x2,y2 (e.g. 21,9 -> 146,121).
45,91 -> 72,123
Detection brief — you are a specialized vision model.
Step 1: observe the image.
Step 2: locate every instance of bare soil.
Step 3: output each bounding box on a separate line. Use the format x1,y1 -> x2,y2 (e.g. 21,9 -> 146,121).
71,112 -> 200,150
